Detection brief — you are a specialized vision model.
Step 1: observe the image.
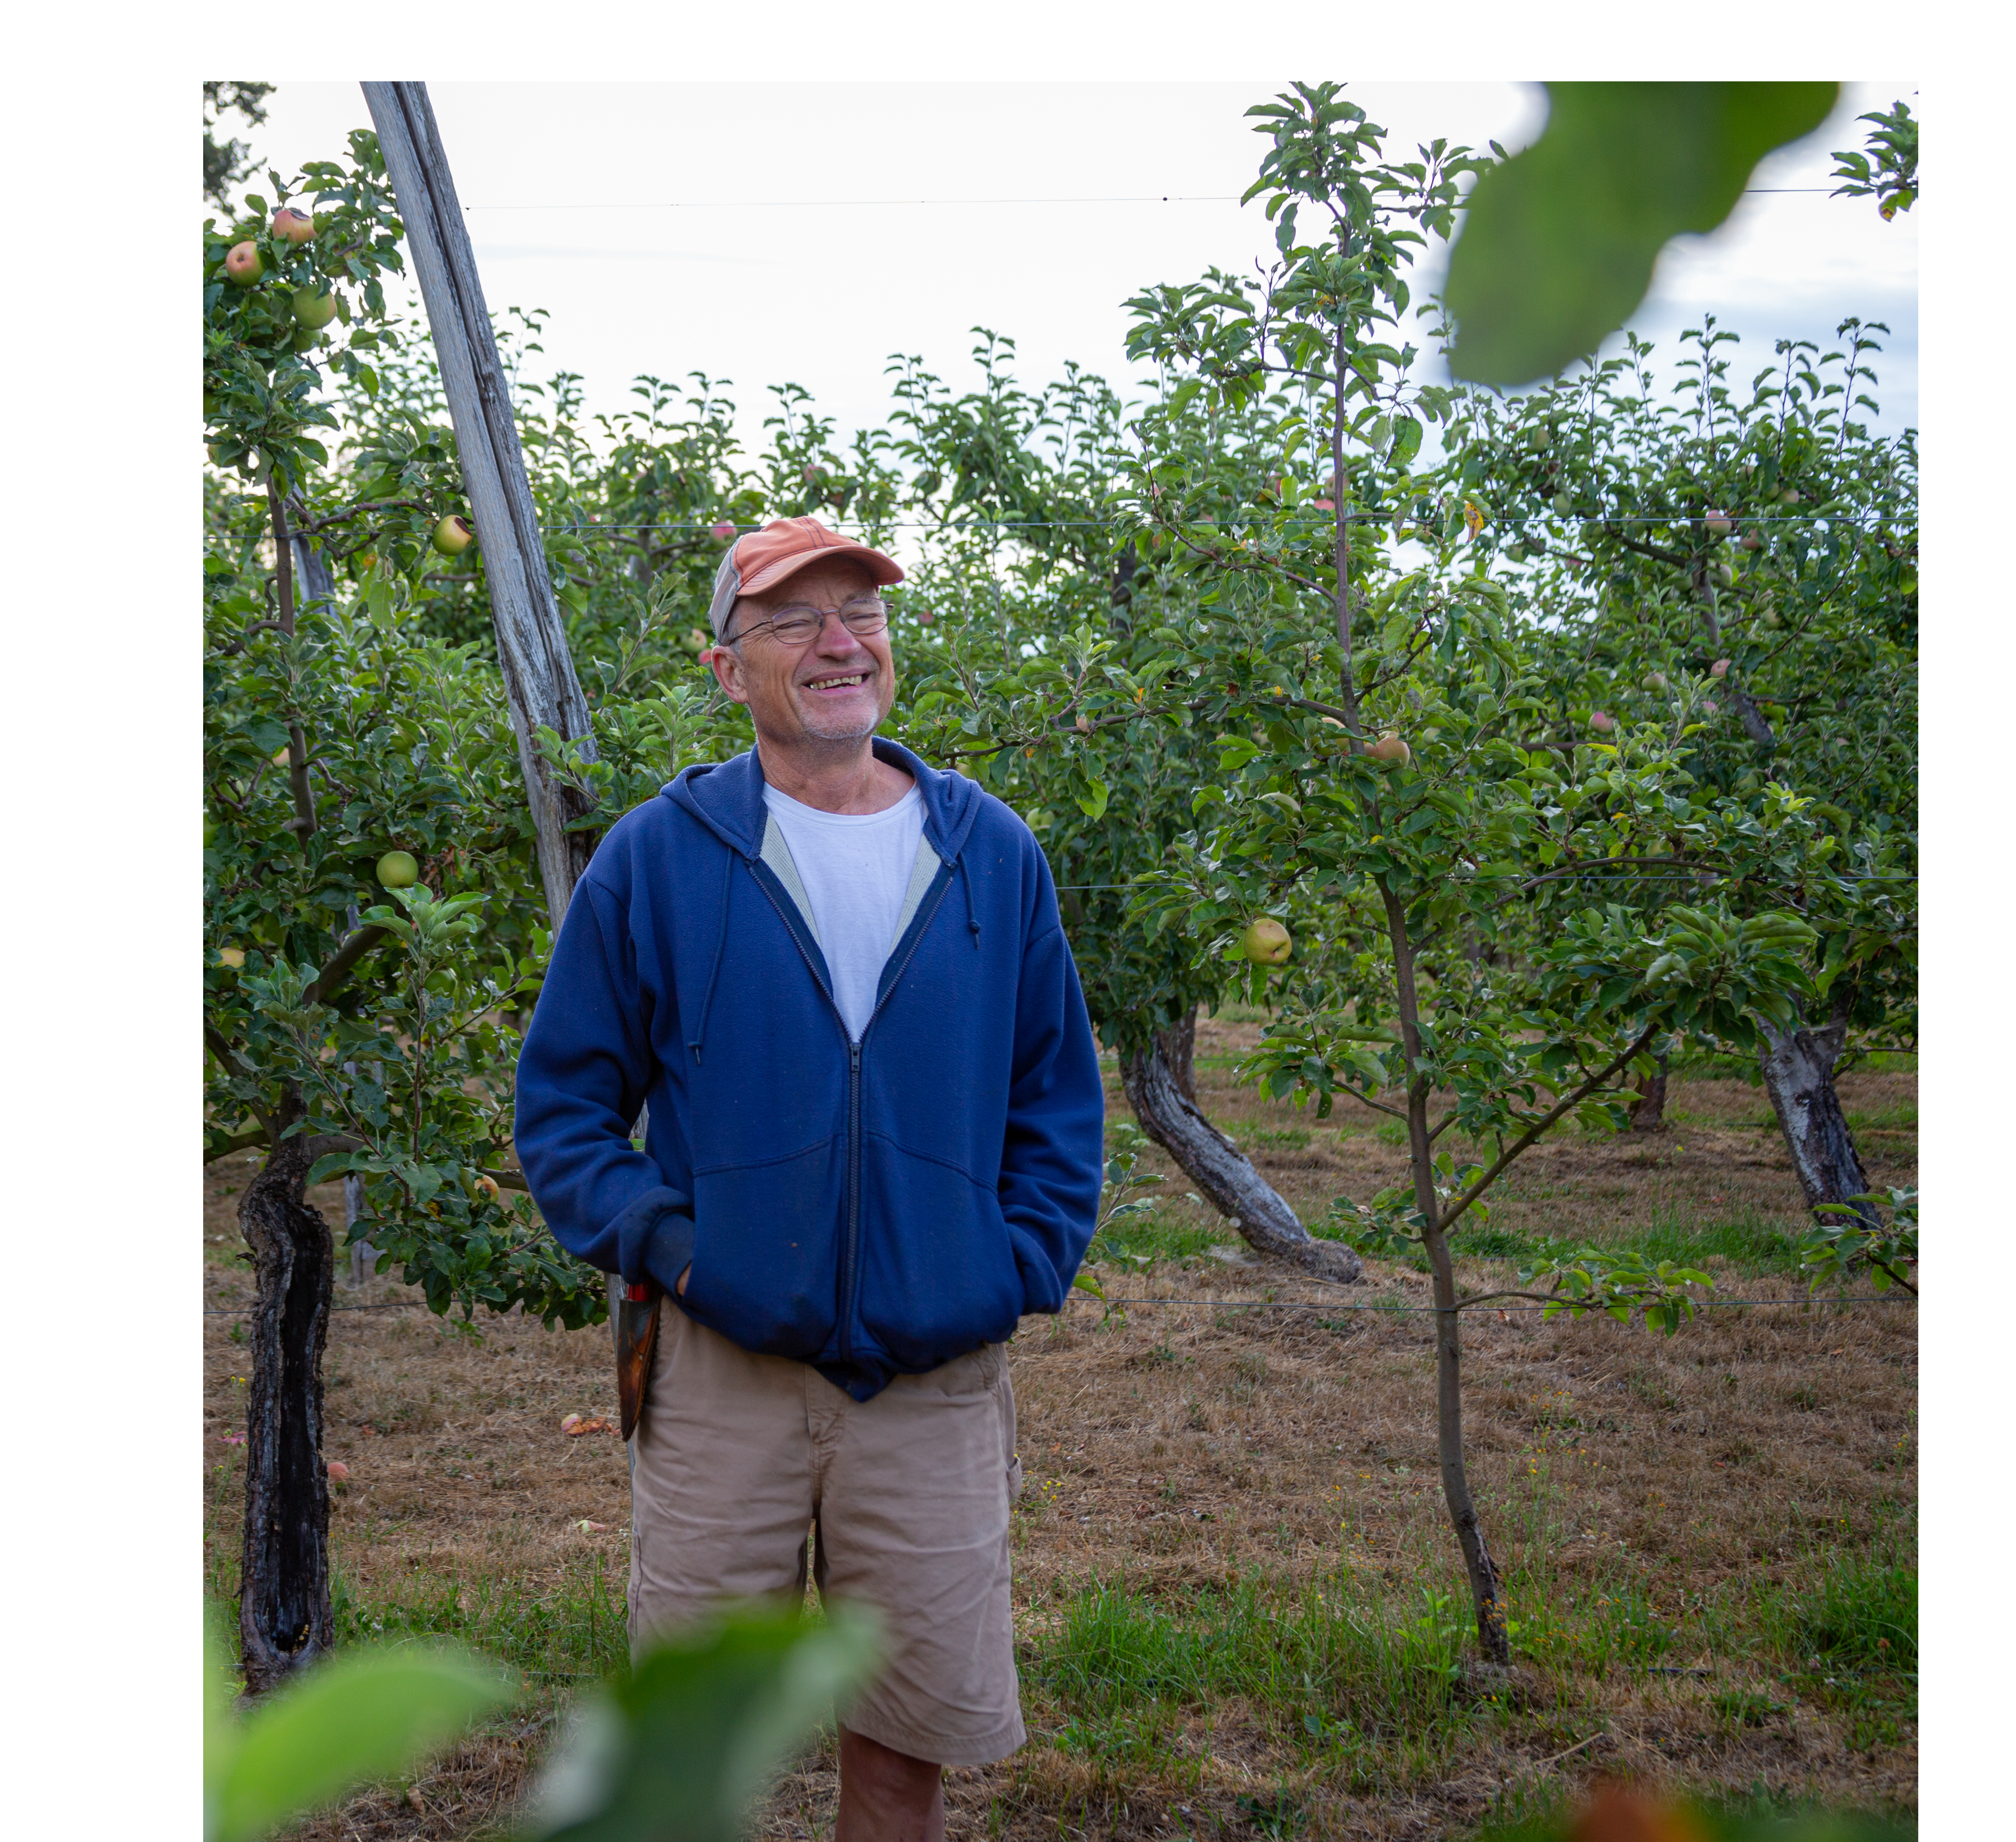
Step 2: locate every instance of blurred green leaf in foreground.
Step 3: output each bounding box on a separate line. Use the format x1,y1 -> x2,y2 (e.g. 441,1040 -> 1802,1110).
1446,82 -> 1838,386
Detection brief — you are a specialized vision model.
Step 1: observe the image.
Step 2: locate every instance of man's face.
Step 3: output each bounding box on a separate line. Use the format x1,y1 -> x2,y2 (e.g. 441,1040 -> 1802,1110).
709,558 -> 897,747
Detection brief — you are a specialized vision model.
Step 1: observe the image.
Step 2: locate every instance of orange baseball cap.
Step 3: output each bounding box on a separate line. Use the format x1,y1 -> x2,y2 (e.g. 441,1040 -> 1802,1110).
707,516 -> 904,640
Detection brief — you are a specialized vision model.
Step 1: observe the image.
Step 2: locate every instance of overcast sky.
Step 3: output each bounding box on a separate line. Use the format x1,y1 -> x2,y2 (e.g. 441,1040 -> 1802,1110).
244,81 -> 1917,463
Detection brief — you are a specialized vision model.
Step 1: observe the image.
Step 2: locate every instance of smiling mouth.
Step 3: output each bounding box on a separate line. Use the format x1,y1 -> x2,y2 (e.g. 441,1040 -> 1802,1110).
804,672 -> 870,692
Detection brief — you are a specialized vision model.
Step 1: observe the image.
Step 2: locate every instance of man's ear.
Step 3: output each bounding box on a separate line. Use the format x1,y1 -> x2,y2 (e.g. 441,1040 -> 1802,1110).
707,640 -> 749,705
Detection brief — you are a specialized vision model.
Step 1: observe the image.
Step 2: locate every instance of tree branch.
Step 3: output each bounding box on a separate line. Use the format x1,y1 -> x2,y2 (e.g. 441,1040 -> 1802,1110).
1435,1023 -> 1660,1240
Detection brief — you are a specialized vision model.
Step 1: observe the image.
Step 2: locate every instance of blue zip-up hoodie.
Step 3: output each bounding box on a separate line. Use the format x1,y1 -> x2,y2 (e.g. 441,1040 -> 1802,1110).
513,738 -> 1105,1401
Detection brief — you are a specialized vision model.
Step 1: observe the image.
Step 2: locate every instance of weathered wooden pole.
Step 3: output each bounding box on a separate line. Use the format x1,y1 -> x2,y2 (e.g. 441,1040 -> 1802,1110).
360,80 -> 599,929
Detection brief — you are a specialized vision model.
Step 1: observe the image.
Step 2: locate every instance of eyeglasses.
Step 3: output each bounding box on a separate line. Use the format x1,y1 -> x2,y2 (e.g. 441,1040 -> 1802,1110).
727,597 -> 888,648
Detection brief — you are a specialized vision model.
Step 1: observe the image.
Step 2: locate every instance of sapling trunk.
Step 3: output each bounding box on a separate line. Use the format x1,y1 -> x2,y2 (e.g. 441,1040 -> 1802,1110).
1380,885 -> 1509,1663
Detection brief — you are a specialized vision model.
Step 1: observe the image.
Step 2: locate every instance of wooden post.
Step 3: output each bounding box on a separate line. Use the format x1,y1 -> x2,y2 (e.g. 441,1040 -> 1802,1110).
360,81 -> 598,930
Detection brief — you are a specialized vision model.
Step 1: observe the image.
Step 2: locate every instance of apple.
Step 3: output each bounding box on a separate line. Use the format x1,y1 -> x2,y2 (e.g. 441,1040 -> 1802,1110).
1701,698 -> 1720,715
224,240 -> 263,286
377,850 -> 420,888
915,605 -> 935,626
432,515 -> 474,558
326,1460 -> 351,1484
273,206 -> 316,245
709,521 -> 736,543
1240,917 -> 1292,966
1710,658 -> 1730,679
291,327 -> 328,355
216,946 -> 246,969
1714,561 -> 1735,588
1589,710 -> 1615,733
1779,488 -> 1802,505
1551,492 -> 1573,515
559,1413 -> 583,1435
1526,424 -> 1551,450
1645,672 -> 1669,693
1368,732 -> 1411,768
475,1175 -> 500,1200
1740,530 -> 1763,552
292,288 -> 337,329
272,745 -> 292,768
1704,509 -> 1731,535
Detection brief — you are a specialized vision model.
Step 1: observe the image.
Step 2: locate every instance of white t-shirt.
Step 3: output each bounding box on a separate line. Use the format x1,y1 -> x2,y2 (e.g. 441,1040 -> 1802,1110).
762,780 -> 927,1041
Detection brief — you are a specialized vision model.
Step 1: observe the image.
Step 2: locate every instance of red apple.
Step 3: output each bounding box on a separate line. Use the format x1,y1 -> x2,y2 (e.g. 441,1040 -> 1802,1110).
326,1460 -> 351,1484
709,521 -> 736,543
224,241 -> 263,287
272,207 -> 316,245
1704,509 -> 1732,535
1590,710 -> 1615,733
1368,732 -> 1411,768
1710,659 -> 1730,679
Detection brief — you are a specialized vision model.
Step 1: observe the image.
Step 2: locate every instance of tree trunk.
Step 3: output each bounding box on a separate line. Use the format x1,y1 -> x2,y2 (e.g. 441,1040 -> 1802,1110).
1380,884 -> 1508,1662
1758,1002 -> 1876,1226
237,1100 -> 336,1694
1156,1006 -> 1197,1105
1120,1035 -> 1361,1282
1628,1053 -> 1670,1132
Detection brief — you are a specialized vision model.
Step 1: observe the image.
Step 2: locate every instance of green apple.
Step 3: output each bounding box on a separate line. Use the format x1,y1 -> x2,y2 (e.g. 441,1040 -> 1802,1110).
432,515 -> 474,558
291,288 -> 338,329
1240,917 -> 1292,966
1714,561 -> 1735,588
377,850 -> 420,889
291,327 -> 328,354
224,240 -> 263,286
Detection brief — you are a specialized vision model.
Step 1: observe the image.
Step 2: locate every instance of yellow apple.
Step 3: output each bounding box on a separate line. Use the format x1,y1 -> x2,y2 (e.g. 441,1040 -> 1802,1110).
1240,917 -> 1292,966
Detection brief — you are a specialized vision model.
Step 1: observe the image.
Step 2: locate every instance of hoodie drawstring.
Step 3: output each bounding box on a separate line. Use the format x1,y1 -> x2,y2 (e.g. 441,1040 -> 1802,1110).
688,853 -> 735,1062
957,854 -> 981,948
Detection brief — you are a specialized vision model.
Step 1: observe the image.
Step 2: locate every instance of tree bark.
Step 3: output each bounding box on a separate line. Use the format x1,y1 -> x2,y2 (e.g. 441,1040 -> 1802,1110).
1120,1035 -> 1360,1282
1156,1006 -> 1197,1105
1628,1053 -> 1670,1132
361,81 -> 600,932
1758,1001 -> 1876,1226
237,1099 -> 337,1694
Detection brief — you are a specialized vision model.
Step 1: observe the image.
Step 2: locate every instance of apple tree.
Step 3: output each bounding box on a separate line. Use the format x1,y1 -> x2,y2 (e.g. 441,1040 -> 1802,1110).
1113,84 -> 1823,1663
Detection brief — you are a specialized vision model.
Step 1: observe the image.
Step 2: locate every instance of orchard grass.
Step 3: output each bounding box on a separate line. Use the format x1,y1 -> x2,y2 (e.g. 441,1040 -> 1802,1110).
203,1034 -> 1914,1839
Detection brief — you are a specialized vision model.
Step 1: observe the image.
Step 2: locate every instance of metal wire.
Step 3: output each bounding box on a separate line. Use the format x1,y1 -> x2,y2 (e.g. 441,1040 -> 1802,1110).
1076,1293 -> 1913,1314
462,187 -> 1835,212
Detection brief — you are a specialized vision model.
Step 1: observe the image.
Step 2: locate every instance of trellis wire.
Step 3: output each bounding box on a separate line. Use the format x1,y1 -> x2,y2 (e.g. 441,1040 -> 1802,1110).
202,1291 -> 1913,1320
461,187 -> 1836,212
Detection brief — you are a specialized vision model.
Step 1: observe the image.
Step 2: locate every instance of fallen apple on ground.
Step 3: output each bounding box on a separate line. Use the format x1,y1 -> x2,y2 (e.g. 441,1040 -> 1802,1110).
326,1460 -> 351,1484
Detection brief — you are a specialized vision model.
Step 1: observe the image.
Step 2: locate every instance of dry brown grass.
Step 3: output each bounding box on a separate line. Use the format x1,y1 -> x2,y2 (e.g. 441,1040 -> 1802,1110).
202,1036 -> 1916,1840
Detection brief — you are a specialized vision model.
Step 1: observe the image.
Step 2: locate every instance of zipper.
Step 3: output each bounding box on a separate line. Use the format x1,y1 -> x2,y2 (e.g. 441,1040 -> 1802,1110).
746,848 -> 962,1371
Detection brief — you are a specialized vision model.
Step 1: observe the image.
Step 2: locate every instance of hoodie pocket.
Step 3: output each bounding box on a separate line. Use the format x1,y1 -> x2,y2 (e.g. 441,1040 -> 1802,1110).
682,1136 -> 845,1362
856,1135 -> 1024,1370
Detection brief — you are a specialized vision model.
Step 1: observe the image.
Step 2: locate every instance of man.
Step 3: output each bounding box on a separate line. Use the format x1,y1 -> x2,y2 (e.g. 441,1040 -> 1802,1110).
514,515 -> 1105,1840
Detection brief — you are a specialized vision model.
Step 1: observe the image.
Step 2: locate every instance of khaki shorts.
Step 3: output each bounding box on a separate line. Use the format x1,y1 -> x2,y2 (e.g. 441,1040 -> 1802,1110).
626,1304 -> 1027,1766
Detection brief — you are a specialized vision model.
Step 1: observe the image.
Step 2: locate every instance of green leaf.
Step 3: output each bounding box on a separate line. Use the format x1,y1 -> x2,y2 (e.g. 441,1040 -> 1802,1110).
524,1606 -> 881,1842
1075,777 -> 1111,821
1446,83 -> 1838,385
212,1644 -> 513,1842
